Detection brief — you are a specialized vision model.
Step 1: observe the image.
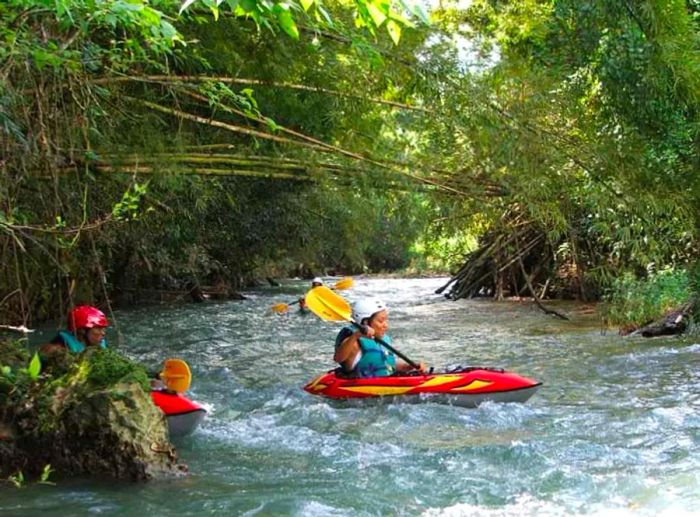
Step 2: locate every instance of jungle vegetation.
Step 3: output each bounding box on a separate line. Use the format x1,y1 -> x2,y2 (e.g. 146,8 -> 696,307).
1,0 -> 699,328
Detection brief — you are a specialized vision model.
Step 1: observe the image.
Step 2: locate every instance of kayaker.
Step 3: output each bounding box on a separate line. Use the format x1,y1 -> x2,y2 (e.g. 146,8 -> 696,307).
334,298 -> 426,377
40,306 -> 168,389
40,305 -> 108,355
299,277 -> 324,312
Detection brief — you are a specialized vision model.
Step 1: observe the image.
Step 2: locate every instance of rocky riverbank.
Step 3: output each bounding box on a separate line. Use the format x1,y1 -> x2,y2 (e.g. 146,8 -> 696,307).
0,341 -> 186,482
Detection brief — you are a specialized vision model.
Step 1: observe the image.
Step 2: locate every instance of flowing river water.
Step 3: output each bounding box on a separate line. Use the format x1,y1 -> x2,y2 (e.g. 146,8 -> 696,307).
5,277 -> 700,516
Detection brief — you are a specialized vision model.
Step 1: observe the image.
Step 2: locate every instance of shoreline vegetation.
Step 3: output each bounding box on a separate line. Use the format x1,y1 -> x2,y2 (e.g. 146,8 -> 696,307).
2,0 -> 699,339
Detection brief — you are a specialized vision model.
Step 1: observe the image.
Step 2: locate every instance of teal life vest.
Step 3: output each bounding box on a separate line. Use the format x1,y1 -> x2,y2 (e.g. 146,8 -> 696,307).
57,331 -> 107,353
335,325 -> 396,378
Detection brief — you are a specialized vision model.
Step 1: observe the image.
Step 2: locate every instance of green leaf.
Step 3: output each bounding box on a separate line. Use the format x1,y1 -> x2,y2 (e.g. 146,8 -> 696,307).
412,3 -> 430,25
300,0 -> 314,12
366,2 -> 387,27
179,0 -> 198,15
39,464 -> 54,484
316,4 -> 333,25
398,0 -> 428,25
386,19 -> 401,45
274,4 -> 299,39
160,20 -> 178,40
27,352 -> 41,380
239,0 -> 257,13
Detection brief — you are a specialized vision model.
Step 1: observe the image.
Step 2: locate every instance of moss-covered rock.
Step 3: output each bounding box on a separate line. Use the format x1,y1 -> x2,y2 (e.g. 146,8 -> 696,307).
0,339 -> 187,481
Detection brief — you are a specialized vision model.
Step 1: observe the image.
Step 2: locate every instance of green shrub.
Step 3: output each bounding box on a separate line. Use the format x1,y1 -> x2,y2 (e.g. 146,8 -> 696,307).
602,267 -> 691,327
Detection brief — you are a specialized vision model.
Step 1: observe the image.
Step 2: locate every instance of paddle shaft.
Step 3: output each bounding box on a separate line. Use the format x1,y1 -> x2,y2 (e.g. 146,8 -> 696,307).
351,322 -> 420,369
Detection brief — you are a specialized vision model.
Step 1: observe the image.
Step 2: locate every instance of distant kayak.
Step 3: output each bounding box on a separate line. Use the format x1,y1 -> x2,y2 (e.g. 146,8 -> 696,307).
303,366 -> 541,407
151,390 -> 206,437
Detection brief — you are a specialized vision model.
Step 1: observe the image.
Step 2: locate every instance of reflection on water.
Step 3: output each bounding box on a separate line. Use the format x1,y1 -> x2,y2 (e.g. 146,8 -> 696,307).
8,277 -> 700,516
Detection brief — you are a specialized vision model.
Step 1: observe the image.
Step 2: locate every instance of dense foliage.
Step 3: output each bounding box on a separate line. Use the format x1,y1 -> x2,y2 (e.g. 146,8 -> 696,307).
423,0 -> 700,317
1,0 -> 699,328
0,0 -> 436,325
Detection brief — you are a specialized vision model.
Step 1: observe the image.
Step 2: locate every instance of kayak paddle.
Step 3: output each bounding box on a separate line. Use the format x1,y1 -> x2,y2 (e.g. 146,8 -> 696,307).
271,277 -> 353,314
159,358 -> 192,393
304,286 -> 420,369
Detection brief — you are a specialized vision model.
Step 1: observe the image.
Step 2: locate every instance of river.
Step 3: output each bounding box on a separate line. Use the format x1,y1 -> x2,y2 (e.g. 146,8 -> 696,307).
4,277 -> 699,516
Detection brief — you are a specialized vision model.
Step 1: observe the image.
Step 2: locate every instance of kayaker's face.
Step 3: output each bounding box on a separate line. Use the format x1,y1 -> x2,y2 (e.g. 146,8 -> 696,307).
86,326 -> 106,347
369,310 -> 389,338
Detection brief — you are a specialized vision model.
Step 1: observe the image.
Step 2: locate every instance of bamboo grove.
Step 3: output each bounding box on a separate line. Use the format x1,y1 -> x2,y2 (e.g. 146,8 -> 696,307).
1,0 -> 699,328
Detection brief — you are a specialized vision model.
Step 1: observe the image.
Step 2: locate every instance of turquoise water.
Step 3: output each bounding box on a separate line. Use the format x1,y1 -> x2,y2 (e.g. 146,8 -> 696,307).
4,277 -> 700,516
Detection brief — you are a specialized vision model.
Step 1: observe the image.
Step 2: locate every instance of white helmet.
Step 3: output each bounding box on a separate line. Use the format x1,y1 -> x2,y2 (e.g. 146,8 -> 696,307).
311,277 -> 323,285
352,298 -> 387,323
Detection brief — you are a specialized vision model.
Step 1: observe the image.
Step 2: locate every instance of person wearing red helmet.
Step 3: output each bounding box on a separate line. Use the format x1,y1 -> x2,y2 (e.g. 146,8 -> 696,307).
41,305 -> 109,355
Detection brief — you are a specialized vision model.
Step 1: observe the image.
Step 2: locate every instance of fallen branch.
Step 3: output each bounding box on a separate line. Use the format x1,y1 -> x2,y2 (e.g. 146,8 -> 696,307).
0,324 -> 34,334
517,253 -> 569,320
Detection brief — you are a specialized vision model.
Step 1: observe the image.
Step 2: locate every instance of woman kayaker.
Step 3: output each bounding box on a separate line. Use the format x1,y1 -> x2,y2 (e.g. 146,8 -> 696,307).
334,298 -> 426,377
40,305 -> 108,355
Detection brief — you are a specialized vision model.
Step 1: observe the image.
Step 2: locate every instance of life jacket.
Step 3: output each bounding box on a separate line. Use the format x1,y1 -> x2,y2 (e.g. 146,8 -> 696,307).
336,325 -> 396,378
57,331 -> 107,353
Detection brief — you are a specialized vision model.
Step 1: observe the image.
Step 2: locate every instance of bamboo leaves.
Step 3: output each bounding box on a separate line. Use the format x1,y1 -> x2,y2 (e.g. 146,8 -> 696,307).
178,0 -> 428,44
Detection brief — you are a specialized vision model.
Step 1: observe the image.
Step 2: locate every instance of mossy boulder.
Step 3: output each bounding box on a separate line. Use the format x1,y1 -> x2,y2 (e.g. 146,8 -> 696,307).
0,340 -> 187,481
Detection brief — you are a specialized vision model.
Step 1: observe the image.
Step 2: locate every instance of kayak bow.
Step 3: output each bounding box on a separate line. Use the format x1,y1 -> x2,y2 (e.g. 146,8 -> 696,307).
303,366 -> 541,407
151,390 -> 207,437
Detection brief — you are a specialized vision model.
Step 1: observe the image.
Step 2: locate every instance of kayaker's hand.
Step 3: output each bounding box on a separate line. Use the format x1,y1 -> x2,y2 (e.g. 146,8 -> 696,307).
150,378 -> 165,390
359,324 -> 375,338
410,361 -> 427,374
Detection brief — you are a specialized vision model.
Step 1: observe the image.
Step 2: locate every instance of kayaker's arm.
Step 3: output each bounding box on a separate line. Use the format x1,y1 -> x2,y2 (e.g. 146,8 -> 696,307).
334,330 -> 362,370
40,342 -> 66,355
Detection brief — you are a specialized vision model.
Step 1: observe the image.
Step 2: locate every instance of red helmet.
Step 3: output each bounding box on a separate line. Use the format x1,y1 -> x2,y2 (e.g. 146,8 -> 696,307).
67,305 -> 108,331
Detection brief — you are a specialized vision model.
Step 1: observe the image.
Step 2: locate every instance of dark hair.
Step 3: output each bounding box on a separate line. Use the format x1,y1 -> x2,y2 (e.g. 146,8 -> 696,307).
364,313 -> 379,326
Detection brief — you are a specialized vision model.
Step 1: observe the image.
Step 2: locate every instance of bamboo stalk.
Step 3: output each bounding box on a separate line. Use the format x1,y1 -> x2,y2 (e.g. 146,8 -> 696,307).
91,75 -> 429,113
134,98 -> 471,197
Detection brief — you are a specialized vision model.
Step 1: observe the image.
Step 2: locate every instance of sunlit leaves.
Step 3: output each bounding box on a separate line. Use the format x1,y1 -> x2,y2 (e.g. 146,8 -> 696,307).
178,0 -> 428,44
366,2 -> 388,27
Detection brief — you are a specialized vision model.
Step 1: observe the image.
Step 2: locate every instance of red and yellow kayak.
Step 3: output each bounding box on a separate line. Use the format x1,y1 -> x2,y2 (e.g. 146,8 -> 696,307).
151,390 -> 206,437
303,367 -> 542,407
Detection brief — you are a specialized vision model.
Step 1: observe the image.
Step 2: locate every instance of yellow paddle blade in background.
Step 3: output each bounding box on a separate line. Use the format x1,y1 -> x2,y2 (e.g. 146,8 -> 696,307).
159,358 -> 192,393
271,302 -> 292,314
332,277 -> 353,290
271,277 -> 352,313
305,286 -> 353,322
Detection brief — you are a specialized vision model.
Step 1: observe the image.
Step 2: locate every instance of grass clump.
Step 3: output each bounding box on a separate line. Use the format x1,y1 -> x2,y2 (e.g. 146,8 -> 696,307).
85,349 -> 150,392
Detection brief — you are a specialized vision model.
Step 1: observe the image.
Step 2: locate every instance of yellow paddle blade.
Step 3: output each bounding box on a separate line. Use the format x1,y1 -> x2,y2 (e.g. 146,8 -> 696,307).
305,286 -> 353,322
159,358 -> 192,393
271,303 -> 290,314
332,277 -> 353,290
